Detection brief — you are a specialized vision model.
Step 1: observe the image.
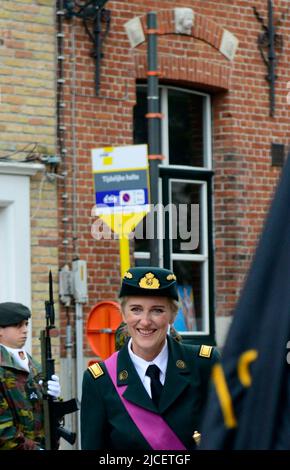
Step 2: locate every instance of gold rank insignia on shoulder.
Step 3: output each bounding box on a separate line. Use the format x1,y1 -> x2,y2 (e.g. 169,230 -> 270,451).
88,362 -> 104,379
199,345 -> 213,358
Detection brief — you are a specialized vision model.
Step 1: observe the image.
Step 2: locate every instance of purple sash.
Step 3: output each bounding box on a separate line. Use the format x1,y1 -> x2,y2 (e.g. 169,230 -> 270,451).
105,352 -> 186,450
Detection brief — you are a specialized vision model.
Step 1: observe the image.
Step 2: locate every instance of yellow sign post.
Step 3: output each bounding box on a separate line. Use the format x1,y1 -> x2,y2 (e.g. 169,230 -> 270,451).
99,212 -> 148,276
91,145 -> 150,277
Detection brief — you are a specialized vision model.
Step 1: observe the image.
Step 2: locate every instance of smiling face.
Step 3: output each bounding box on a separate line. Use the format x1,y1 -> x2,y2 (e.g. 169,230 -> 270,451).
121,296 -> 174,361
0,320 -> 29,349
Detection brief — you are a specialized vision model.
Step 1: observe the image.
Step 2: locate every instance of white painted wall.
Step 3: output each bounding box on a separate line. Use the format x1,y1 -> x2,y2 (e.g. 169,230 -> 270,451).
0,162 -> 44,353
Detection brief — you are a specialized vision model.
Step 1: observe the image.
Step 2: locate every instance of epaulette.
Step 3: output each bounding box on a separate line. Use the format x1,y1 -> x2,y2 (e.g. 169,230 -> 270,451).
198,345 -> 213,358
88,362 -> 104,379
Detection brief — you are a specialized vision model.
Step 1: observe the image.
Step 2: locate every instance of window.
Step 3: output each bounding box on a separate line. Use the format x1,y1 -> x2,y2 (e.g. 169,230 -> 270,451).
133,85 -> 215,343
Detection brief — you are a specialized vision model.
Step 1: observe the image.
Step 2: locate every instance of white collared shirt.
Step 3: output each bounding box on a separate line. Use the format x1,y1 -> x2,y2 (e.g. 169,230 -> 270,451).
127,338 -> 168,398
2,345 -> 30,372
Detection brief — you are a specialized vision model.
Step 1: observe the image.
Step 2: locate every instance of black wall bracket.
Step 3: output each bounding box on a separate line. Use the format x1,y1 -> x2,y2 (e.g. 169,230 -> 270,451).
253,1 -> 288,117
64,1 -> 111,95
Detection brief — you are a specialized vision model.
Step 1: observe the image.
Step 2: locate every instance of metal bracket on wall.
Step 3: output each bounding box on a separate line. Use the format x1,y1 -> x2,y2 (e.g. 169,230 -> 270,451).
253,1 -> 288,117
64,1 -> 111,95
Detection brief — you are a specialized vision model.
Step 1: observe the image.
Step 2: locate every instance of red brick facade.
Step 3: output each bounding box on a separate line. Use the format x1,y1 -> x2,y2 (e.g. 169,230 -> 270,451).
58,0 -> 290,356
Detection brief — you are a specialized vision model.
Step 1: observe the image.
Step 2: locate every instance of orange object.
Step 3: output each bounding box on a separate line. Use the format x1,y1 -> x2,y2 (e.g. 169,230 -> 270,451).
86,301 -> 122,360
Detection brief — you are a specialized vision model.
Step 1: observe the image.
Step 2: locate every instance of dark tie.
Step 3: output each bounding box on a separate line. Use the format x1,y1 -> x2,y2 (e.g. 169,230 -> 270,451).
146,364 -> 163,407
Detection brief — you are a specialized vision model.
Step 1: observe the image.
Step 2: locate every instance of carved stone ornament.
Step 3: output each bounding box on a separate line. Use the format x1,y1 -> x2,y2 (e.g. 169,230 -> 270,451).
174,8 -> 194,35
124,17 -> 145,48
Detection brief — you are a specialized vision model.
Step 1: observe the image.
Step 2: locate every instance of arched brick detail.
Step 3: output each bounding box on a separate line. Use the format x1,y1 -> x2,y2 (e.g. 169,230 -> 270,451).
134,54 -> 231,91
138,9 -> 237,61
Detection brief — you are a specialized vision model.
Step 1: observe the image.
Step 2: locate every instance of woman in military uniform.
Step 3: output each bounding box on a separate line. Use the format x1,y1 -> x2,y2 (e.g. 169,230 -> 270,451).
81,267 -> 219,450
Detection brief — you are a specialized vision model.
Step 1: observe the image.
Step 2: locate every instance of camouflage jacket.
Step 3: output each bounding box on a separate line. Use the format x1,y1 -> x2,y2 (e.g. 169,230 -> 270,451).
0,345 -> 45,450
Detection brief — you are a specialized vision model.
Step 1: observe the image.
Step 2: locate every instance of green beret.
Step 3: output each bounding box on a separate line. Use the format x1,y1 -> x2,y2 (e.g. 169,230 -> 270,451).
119,266 -> 179,301
0,302 -> 31,326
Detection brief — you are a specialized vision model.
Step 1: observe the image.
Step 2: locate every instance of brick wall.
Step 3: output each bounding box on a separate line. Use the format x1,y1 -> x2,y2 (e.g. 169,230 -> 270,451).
1,0 -> 289,358
57,0 -> 290,354
0,0 -> 58,362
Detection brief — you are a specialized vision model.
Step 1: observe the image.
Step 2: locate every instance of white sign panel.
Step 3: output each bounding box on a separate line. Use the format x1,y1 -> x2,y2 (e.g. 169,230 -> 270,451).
91,144 -> 150,215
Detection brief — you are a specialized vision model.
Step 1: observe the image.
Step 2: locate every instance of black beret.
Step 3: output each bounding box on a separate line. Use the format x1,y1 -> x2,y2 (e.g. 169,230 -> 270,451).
119,266 -> 179,301
0,302 -> 31,326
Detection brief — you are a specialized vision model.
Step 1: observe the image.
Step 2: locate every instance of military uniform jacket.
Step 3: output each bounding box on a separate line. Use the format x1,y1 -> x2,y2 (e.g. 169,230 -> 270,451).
0,345 -> 45,450
81,336 -> 219,450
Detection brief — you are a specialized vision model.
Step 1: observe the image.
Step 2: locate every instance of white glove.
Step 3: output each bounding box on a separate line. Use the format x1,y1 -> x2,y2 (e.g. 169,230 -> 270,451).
47,374 -> 61,398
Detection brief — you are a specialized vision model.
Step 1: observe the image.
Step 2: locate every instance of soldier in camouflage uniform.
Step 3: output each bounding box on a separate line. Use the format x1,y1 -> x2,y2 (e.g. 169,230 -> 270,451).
0,302 -> 61,450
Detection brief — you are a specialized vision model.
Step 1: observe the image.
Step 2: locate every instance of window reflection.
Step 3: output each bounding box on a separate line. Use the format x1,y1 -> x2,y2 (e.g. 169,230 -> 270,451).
168,89 -> 204,167
133,87 -> 148,145
173,260 -> 204,332
171,181 -> 202,255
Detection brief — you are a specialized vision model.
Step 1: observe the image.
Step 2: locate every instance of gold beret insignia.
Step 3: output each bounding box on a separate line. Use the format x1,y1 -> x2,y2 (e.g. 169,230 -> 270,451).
139,272 -> 160,289
124,272 -> 133,279
166,274 -> 176,281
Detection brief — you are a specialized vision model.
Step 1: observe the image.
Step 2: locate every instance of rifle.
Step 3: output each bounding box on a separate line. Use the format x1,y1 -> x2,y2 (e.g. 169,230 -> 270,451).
40,270 -> 79,450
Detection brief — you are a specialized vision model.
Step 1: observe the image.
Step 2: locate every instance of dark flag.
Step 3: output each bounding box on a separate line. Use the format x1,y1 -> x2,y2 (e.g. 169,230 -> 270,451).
200,154 -> 290,450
